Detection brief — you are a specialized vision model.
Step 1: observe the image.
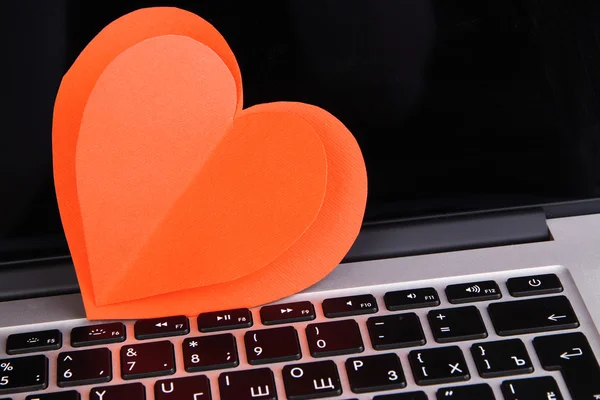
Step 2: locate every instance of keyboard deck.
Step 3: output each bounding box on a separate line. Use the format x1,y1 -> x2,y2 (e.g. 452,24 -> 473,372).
0,266 -> 599,399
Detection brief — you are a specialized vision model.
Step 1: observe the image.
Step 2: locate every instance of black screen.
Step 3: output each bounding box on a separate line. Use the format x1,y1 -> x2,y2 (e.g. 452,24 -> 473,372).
2,0 -> 600,261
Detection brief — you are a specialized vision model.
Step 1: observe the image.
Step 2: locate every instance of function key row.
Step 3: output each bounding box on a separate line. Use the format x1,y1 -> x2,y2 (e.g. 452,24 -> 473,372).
3,273 -> 565,354
4,296 -> 579,366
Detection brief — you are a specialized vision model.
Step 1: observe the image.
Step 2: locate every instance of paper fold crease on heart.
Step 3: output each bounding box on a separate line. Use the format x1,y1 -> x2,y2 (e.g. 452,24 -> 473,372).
53,7 -> 367,319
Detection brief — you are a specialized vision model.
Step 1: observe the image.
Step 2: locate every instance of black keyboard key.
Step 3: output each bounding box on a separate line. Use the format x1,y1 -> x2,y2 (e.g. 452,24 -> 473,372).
471,339 -> 534,378
306,320 -> 364,357
385,288 -> 440,311
501,376 -> 564,400
436,384 -> 495,400
409,346 -> 470,386
57,348 -> 111,387
183,334 -> 238,372
446,280 -> 501,303
245,326 -> 301,365
0,355 -> 48,395
155,375 -> 212,400
368,313 -> 426,350
506,274 -> 563,297
26,391 -> 80,400
260,301 -> 315,325
345,353 -> 406,394
374,392 -> 428,400
120,340 -> 175,379
219,368 -> 276,400
428,306 -> 487,343
533,332 -> 600,399
134,315 -> 189,340
6,330 -> 61,355
489,295 -> 579,336
90,383 -> 145,400
197,308 -> 252,332
283,360 -> 342,399
322,294 -> 378,318
70,322 -> 126,347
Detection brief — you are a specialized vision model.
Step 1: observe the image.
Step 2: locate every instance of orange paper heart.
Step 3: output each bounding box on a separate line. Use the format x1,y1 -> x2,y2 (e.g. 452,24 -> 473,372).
53,7 -> 367,319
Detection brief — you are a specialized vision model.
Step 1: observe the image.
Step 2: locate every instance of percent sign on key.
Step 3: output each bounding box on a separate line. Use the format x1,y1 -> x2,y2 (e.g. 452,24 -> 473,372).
1,362 -> 13,371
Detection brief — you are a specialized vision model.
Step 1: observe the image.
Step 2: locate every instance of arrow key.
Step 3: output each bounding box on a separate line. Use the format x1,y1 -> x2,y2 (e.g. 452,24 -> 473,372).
534,332 -> 600,399
260,301 -> 315,325
488,295 -> 579,336
134,316 -> 189,340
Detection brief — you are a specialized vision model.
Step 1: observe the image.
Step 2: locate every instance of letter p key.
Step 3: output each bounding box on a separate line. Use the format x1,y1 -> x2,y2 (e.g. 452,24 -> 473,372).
353,360 -> 363,371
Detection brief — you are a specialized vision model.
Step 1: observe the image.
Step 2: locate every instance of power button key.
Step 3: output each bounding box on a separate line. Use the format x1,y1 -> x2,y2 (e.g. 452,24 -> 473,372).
506,274 -> 563,297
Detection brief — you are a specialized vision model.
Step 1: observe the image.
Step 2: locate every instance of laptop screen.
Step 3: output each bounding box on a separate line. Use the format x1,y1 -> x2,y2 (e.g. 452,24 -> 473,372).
2,0 -> 600,261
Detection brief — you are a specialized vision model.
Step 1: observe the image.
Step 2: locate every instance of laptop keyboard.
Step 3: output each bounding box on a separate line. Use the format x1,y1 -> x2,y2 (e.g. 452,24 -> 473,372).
1,267 -> 599,399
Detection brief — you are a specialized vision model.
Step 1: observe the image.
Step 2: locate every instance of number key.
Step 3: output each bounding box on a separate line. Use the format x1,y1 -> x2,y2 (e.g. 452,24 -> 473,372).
183,334 -> 238,372
0,355 -> 48,396
345,353 -> 406,393
57,348 -> 111,387
244,327 -> 301,365
120,341 -> 175,380
306,320 -> 364,357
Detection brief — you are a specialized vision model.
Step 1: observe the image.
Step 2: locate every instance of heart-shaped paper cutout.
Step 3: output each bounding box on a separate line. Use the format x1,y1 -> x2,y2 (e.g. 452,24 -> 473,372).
53,7 -> 367,319
77,35 -> 327,305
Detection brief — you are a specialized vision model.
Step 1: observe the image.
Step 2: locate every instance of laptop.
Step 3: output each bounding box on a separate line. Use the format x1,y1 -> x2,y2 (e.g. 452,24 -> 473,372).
2,1 -> 600,399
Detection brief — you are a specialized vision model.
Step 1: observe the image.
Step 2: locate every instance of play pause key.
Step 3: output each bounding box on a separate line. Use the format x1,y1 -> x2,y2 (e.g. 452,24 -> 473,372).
197,309 -> 253,332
